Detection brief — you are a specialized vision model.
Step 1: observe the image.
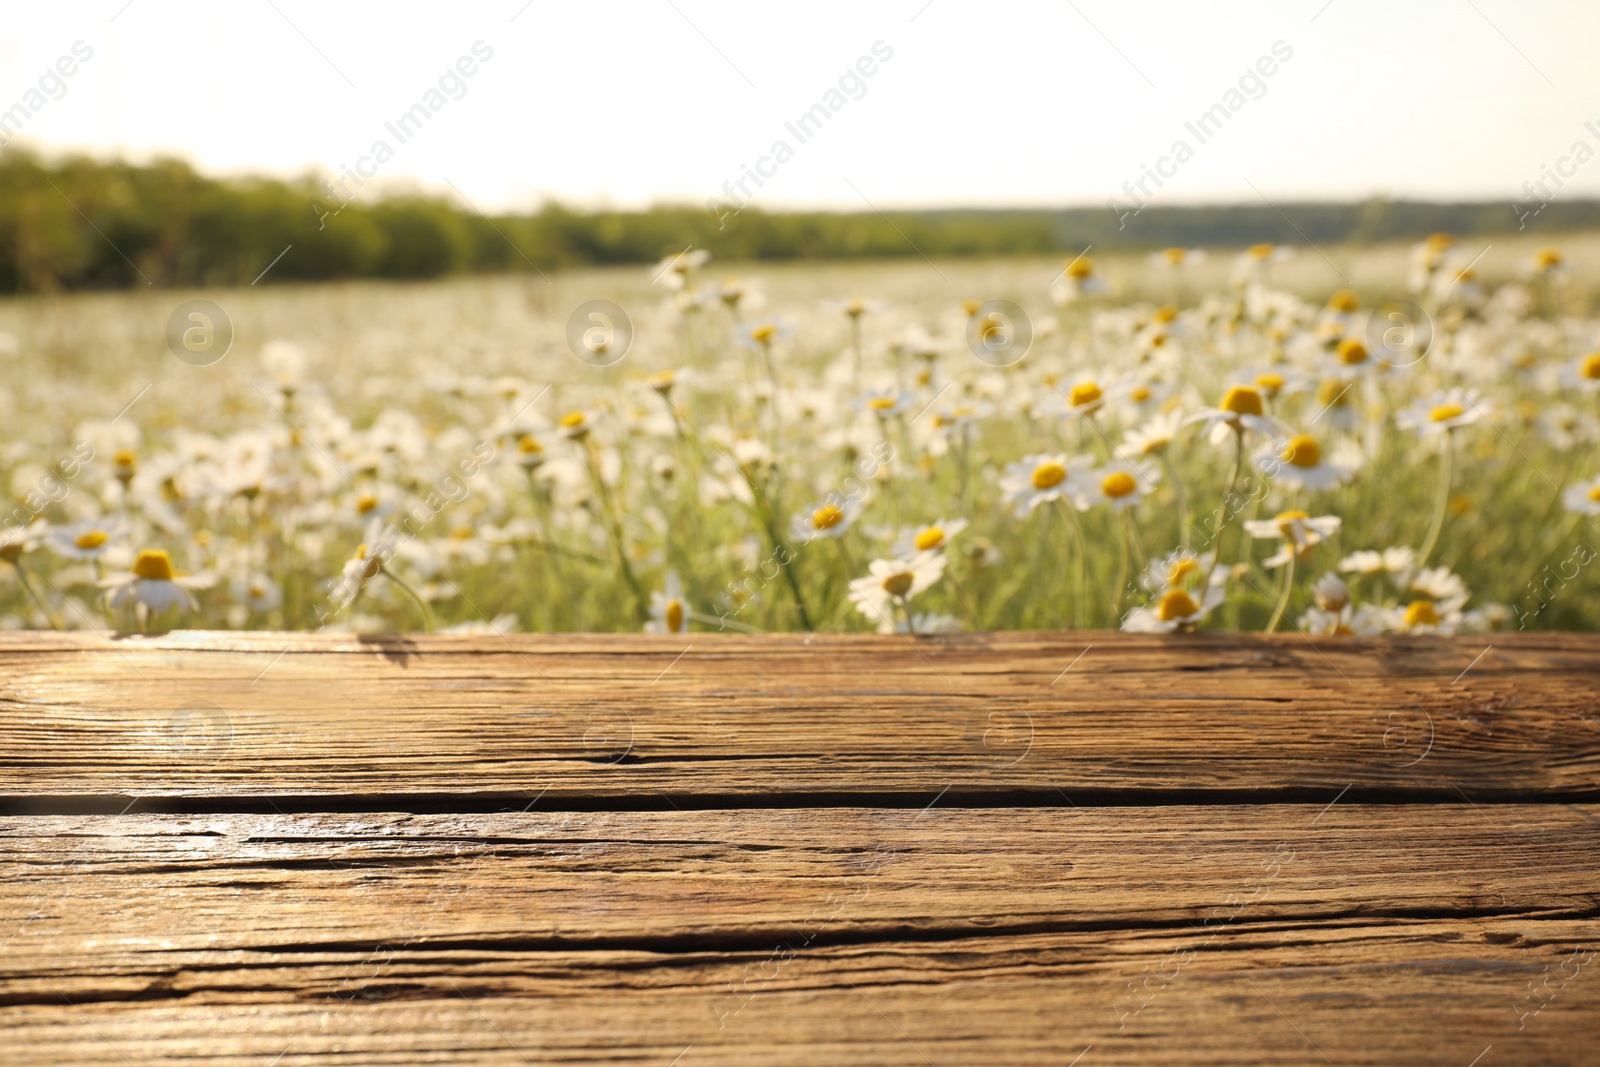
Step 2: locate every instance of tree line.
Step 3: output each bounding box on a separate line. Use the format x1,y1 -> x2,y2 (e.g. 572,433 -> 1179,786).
1,148 -> 1594,292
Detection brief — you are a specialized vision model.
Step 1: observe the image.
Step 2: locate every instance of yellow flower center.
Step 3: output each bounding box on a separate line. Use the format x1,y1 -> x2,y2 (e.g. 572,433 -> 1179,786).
1327,289 -> 1359,313
1281,434 -> 1322,469
847,297 -> 867,317
1069,381 -> 1103,408
1031,461 -> 1067,490
1589,485 -> 1600,503
75,530 -> 110,550
1254,372 -> 1285,396
1162,247 -> 1186,265
665,599 -> 684,631
0,543 -> 23,563
1220,385 -> 1264,416
1316,379 -> 1350,406
868,396 -> 898,412
132,549 -> 175,581
881,571 -> 915,598
1429,403 -> 1465,423
1101,471 -> 1138,498
1130,385 -> 1152,403
1158,588 -> 1200,622
1167,557 -> 1200,585
1581,353 -> 1600,380
750,323 -> 779,344
1337,338 -> 1369,365
914,526 -> 946,551
356,493 -> 379,515
1274,509 -> 1310,538
1403,600 -> 1440,628
518,435 -> 543,454
811,504 -> 845,530
1066,258 -> 1094,280
450,526 -> 473,540
1155,305 -> 1178,323
114,449 -> 137,467
1248,243 -> 1275,260
559,411 -> 587,429
961,298 -> 982,316
1536,248 -> 1562,269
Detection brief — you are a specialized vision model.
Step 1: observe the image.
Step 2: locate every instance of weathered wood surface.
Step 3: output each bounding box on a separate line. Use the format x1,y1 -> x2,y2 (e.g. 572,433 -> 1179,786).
2,631 -> 1597,801
1,632 -> 1597,1064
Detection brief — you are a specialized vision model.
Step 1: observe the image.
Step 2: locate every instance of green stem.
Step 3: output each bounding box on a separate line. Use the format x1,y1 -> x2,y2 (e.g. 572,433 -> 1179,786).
741,468 -> 814,631
584,440 -> 649,622
850,317 -> 863,393
1417,433 -> 1455,568
1266,550 -> 1297,633
1161,451 -> 1190,551
1111,511 -> 1131,621
1062,501 -> 1087,629
1200,427 -> 1246,592
380,564 -> 434,632
13,564 -> 61,631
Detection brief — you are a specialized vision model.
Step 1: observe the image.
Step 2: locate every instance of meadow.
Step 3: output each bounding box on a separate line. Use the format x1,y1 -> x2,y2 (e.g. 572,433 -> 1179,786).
2,231 -> 1599,635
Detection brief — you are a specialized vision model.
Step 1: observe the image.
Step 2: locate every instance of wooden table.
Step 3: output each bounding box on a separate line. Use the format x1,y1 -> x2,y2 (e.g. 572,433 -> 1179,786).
1,631 -> 1596,1064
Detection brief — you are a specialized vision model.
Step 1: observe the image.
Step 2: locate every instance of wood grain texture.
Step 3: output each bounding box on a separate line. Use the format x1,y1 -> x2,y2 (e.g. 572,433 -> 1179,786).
3,920 -> 1597,1065
3,632 -> 1596,1065
2,631 -> 1597,801
2,808 -> 1596,1064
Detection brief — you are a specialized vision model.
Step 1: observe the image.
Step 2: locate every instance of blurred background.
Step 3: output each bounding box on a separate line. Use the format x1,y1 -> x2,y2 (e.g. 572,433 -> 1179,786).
2,0 -> 1599,289
4,1 -> 1599,636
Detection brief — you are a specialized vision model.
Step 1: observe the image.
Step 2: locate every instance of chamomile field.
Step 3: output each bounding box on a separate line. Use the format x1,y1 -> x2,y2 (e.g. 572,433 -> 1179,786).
3,233 -> 1600,635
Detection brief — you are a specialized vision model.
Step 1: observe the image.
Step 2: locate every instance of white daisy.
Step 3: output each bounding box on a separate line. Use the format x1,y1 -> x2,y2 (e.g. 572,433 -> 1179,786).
651,248 -> 710,290
1326,336 -> 1382,380
647,571 -> 691,634
234,572 -> 282,613
1390,597 -> 1468,635
1000,454 -> 1088,517
1075,461 -> 1158,511
1400,565 -> 1469,603
1562,476 -> 1600,516
1258,433 -> 1352,492
1052,378 -> 1107,419
1050,256 -> 1105,305
1396,389 -> 1484,437
857,389 -> 911,420
1120,410 -> 1186,459
1185,385 -> 1287,442
1339,547 -> 1417,576
1311,573 -> 1350,612
1244,510 -> 1342,569
892,518 -> 968,557
100,549 -> 208,615
848,553 -> 947,631
46,517 -> 127,562
791,495 -> 865,543
1122,585 -> 1226,632
1299,604 -> 1354,635
1141,549 -> 1218,593
1558,351 -> 1600,393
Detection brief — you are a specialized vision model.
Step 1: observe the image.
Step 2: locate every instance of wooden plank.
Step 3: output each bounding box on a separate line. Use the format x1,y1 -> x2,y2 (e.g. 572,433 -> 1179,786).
2,632 -> 1596,801
1,922 -> 1594,1064
2,806 -> 1596,1064
4,807 -> 1597,973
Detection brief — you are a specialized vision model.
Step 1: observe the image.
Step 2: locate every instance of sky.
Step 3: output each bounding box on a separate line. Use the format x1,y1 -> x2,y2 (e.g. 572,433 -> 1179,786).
1,0 -> 1597,214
